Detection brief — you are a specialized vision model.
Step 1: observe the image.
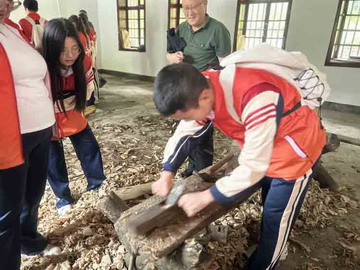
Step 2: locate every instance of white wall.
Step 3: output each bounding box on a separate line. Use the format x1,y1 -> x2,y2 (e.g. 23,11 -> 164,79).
97,0 -> 168,76
10,0 -> 102,66
9,0 -> 360,106
57,0 -> 102,66
10,0 -> 61,23
286,0 -> 360,106
96,0 -> 359,106
96,0 -> 239,77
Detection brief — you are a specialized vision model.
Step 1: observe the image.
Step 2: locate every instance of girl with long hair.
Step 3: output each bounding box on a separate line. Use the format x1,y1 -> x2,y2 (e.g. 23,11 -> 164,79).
42,18 -> 105,215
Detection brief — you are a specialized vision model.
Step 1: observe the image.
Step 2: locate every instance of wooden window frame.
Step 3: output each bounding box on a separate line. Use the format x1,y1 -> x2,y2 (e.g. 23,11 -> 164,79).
167,0 -> 186,29
117,0 -> 146,52
233,0 -> 293,51
325,0 -> 360,68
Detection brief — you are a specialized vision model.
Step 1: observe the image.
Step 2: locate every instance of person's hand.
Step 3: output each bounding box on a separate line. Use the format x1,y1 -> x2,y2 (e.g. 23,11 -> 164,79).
178,189 -> 215,217
167,51 -> 184,64
152,171 -> 175,197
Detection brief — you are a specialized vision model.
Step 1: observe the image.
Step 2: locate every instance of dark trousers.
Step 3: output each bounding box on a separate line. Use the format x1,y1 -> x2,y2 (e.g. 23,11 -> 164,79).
246,161 -> 319,270
0,127 -> 52,270
185,124 -> 214,176
47,125 -> 105,209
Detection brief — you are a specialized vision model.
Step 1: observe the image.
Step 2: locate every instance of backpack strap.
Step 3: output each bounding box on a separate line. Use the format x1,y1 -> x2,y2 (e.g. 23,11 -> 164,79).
24,16 -> 36,26
282,101 -> 302,117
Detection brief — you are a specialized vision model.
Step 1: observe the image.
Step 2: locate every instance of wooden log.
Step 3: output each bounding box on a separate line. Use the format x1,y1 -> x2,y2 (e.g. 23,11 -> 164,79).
114,166 -> 259,259
113,182 -> 153,201
313,163 -> 339,191
124,241 -> 212,270
337,134 -> 360,147
126,179 -> 212,236
322,133 -> 341,154
97,191 -> 129,223
127,203 -> 185,235
125,154 -> 237,236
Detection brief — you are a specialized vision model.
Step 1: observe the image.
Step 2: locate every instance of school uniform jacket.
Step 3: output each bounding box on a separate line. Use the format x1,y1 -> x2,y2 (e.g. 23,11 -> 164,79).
0,43 -> 23,169
0,21 -> 52,169
53,56 -> 95,139
19,12 -> 47,42
162,67 -> 326,205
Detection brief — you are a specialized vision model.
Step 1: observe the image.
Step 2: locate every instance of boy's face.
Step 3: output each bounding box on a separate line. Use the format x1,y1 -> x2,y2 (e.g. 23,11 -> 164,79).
172,88 -> 213,121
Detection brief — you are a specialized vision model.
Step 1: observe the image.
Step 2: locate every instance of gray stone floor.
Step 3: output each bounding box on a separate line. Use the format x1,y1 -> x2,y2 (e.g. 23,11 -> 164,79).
94,73 -> 360,142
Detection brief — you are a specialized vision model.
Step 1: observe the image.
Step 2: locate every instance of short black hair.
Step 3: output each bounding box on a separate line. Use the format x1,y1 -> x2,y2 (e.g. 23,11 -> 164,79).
153,63 -> 209,116
23,0 -> 38,12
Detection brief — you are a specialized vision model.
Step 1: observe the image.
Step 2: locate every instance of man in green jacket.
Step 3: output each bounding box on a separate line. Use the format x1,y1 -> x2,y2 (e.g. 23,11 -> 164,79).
165,0 -> 231,177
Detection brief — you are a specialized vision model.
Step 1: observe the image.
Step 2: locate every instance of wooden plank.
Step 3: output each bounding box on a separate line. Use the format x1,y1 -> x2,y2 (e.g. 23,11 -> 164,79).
337,134 -> 360,147
97,191 -> 129,223
127,203 -> 185,235
322,133 -> 341,154
114,166 -> 259,259
113,182 -> 153,201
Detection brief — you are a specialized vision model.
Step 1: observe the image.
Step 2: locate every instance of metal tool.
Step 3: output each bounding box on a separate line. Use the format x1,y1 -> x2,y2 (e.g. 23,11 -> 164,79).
164,181 -> 186,205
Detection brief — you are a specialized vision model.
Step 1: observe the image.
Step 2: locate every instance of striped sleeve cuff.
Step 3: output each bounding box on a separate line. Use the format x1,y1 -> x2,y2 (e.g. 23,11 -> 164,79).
209,184 -> 236,206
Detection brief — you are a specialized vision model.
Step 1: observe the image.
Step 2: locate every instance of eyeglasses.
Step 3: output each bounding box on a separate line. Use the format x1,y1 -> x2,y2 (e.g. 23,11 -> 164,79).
61,46 -> 81,57
183,2 -> 204,13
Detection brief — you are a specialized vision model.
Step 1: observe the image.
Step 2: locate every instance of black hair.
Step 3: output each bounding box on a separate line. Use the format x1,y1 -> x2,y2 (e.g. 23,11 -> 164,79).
79,13 -> 91,35
79,10 -> 95,29
23,0 -> 38,12
68,15 -> 89,46
153,63 -> 209,116
42,18 -> 87,113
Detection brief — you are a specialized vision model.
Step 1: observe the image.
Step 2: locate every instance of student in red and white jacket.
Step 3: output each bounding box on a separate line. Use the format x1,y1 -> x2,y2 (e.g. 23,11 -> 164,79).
1,0 -> 59,268
18,0 -> 46,44
152,63 -> 325,270
42,18 -> 105,215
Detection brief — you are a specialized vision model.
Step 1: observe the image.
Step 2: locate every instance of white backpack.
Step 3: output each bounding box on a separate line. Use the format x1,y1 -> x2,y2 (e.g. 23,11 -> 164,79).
24,16 -> 46,51
219,44 -> 331,115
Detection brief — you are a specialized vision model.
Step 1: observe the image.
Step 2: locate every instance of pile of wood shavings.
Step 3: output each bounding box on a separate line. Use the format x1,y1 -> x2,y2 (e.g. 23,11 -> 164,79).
21,115 -> 358,270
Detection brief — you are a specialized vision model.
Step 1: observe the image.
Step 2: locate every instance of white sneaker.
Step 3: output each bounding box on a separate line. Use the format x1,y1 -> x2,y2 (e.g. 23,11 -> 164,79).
42,244 -> 61,256
21,244 -> 61,258
57,204 -> 72,215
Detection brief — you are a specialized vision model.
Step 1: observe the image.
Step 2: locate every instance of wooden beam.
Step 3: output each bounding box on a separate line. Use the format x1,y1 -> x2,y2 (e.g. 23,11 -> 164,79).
113,182 -> 153,201
97,191 -> 129,223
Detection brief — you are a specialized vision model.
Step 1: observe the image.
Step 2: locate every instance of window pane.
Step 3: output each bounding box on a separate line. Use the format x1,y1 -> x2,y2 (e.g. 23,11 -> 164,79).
234,1 -> 291,50
117,0 -> 146,51
168,0 -> 183,28
329,0 -> 360,61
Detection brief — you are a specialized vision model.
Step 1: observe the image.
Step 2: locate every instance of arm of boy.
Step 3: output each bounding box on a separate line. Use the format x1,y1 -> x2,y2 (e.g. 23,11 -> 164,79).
178,90 -> 280,216
152,119 -> 213,197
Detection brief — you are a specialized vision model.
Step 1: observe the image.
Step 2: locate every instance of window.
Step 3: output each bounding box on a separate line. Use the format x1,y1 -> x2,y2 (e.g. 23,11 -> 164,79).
168,0 -> 186,29
234,0 -> 292,51
326,0 -> 360,67
117,0 -> 146,51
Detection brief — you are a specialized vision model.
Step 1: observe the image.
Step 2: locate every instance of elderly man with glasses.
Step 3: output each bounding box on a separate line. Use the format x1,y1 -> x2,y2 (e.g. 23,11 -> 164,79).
161,0 -> 231,182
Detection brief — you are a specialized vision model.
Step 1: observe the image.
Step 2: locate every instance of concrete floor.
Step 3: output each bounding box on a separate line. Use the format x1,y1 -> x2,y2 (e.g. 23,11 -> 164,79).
94,73 -> 360,142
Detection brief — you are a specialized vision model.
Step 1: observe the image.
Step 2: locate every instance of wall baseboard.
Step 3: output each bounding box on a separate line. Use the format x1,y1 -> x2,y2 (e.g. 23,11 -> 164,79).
323,101 -> 360,114
98,69 -> 155,82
